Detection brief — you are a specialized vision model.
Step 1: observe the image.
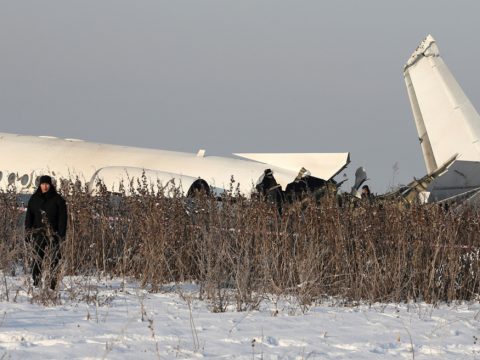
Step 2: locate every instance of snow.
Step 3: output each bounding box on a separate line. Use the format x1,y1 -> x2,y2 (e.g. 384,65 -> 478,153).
0,275 -> 479,359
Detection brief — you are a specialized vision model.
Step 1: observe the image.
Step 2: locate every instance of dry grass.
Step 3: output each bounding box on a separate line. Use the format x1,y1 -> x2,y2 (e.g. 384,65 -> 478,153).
0,178 -> 479,309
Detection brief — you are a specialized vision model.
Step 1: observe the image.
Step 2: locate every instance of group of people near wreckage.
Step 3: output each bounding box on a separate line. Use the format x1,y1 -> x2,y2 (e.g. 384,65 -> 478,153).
23,173 -> 373,290
256,168 -> 374,205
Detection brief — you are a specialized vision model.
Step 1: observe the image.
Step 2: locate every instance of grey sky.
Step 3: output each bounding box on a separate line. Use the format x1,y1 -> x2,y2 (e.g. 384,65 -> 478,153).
1,1 -> 479,192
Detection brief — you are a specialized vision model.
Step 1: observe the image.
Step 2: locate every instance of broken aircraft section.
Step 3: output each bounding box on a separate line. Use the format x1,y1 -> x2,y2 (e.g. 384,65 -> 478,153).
1,35 -> 480,206
402,35 -> 480,205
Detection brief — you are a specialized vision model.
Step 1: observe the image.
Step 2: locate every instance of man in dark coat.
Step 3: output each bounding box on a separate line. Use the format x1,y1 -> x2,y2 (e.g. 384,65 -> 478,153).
256,169 -> 284,214
25,175 -> 67,289
361,185 -> 374,202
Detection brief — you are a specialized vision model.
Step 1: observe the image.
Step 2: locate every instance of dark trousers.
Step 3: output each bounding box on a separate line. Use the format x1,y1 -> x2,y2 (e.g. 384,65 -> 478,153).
31,233 -> 61,289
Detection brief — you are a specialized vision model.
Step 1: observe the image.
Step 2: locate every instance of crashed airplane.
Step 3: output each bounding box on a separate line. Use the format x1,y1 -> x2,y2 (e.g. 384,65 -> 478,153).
4,35 -> 477,203
404,35 -> 480,204
0,132 -> 350,197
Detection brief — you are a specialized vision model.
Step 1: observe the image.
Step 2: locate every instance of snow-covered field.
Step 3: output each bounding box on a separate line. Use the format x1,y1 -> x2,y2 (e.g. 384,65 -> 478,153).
0,275 -> 479,359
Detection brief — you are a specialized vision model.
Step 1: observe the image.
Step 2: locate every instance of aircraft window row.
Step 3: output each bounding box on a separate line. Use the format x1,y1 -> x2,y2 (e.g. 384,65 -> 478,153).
2,172 -> 31,187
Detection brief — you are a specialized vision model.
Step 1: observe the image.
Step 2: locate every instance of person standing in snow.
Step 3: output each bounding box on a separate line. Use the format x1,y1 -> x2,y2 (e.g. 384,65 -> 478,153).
25,175 -> 67,289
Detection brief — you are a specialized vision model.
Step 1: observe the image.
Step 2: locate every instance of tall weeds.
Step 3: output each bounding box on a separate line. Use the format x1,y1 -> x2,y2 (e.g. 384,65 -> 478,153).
0,179 -> 479,308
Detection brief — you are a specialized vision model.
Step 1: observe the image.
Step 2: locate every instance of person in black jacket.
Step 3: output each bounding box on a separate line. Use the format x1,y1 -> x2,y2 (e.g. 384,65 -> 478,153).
25,175 -> 67,289
361,185 -> 374,202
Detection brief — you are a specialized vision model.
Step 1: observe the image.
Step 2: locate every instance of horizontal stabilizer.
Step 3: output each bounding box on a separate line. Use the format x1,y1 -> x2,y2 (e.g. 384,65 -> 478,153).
233,153 -> 350,180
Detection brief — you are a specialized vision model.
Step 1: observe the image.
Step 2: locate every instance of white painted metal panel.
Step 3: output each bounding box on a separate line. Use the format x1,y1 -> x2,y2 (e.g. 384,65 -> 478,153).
233,153 -> 350,180
404,35 -> 480,169
88,167 -> 200,195
404,35 -> 480,201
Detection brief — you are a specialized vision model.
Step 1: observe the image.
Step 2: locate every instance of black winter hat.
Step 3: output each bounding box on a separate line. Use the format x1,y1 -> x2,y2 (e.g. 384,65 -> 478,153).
39,175 -> 53,185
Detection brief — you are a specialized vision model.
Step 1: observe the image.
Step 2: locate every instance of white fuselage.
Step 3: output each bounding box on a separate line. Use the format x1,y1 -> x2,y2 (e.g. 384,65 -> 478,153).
0,132 -> 349,196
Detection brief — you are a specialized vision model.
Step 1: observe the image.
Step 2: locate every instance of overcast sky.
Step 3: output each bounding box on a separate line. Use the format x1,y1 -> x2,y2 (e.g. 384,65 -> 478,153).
1,1 -> 479,192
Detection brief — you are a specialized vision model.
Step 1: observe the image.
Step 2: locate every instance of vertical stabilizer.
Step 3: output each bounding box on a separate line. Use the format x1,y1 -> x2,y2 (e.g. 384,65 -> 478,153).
404,35 -> 480,173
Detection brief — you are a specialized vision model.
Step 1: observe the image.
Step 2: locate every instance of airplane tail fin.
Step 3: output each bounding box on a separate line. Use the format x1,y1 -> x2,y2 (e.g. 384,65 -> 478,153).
403,35 -> 480,174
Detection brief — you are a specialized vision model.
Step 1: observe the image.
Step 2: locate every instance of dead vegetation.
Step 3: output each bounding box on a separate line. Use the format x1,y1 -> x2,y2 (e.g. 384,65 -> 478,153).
0,178 -> 479,309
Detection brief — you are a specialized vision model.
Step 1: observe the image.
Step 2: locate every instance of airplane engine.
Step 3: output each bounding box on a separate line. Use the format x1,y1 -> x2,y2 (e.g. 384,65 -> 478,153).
88,166 -> 210,197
